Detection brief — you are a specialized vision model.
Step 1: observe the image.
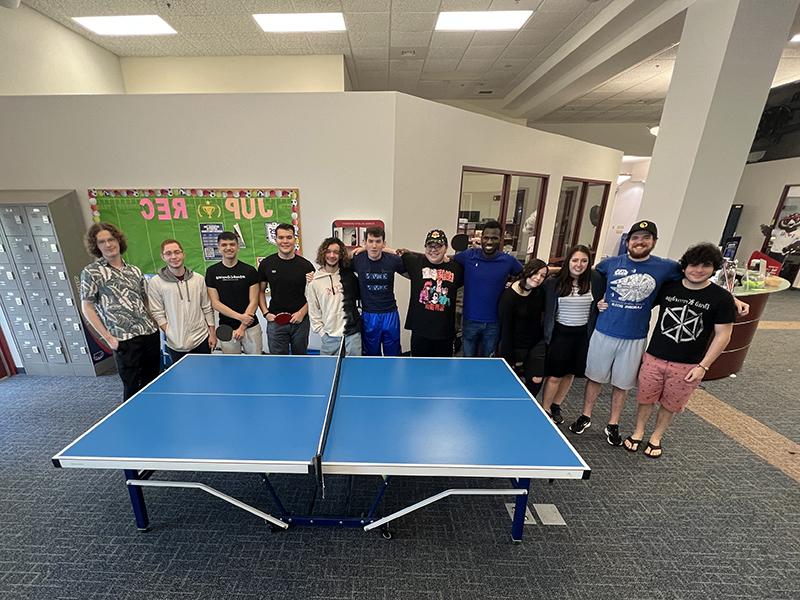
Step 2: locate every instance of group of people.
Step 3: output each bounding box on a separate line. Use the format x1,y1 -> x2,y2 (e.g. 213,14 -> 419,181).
79,218 -> 747,458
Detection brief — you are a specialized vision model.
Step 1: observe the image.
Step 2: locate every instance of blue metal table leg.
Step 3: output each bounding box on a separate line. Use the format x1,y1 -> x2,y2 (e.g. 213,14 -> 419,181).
124,470 -> 150,531
511,478 -> 530,542
260,474 -> 288,516
366,476 -> 392,519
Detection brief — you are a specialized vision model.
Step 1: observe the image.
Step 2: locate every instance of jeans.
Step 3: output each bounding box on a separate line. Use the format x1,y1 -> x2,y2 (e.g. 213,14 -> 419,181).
461,319 -> 500,357
320,333 -> 362,356
266,316 -> 310,355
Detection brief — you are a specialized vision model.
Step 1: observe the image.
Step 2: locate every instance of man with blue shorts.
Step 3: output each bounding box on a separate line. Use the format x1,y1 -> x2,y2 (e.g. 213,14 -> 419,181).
351,226 -> 406,356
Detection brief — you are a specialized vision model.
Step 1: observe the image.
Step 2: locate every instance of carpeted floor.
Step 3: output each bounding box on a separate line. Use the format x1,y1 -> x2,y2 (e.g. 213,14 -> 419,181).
1,293 -> 798,600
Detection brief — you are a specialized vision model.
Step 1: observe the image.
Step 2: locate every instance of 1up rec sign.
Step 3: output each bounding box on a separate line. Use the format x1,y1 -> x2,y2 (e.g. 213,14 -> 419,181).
89,188 -> 302,274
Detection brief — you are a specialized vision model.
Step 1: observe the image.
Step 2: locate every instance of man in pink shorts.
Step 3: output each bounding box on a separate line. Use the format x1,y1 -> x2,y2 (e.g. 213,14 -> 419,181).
623,243 -> 736,458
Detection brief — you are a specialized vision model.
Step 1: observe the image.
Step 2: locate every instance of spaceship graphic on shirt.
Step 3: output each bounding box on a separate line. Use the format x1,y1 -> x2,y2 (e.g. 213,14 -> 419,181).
609,272 -> 656,303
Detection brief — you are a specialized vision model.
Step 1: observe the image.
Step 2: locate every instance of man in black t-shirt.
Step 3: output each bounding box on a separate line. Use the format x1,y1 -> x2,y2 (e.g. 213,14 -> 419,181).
623,243 -> 736,459
400,229 -> 464,357
205,231 -> 261,354
258,223 -> 315,355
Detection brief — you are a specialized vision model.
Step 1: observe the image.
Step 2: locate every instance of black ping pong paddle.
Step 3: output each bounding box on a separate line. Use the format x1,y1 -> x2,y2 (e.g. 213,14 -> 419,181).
451,233 -> 469,252
216,324 -> 234,342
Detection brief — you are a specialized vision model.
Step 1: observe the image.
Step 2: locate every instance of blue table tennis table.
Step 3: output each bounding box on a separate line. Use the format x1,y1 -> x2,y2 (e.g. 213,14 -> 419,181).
53,353 -> 590,542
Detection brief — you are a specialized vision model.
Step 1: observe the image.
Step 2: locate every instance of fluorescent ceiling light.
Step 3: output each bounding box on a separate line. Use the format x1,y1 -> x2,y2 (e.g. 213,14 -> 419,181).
253,12 -> 346,32
72,15 -> 176,36
791,33 -> 800,42
435,11 -> 533,31
617,174 -> 632,185
649,125 -> 660,136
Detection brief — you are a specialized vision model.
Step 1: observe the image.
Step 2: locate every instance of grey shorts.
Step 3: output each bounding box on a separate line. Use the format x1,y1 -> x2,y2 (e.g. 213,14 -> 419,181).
584,330 -> 647,391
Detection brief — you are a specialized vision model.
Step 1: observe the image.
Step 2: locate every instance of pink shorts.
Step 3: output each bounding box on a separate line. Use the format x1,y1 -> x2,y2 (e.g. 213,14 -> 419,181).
636,352 -> 700,413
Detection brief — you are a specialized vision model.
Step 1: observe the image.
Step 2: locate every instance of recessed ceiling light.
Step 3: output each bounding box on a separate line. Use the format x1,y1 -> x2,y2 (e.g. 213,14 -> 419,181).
617,174 -> 632,185
649,125 -> 660,136
791,33 -> 800,42
435,11 -> 533,31
253,12 -> 346,32
72,15 -> 176,36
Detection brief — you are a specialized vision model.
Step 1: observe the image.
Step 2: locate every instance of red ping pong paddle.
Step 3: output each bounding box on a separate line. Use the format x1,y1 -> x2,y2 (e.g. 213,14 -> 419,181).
274,312 -> 292,325
216,324 -> 234,342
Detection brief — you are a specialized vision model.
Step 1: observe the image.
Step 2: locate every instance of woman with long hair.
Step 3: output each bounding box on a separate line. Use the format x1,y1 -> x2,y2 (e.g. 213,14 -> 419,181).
498,258 -> 549,396
540,245 -> 603,424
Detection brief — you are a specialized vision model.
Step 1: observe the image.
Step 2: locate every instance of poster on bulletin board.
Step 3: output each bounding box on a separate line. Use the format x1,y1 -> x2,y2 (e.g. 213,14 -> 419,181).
90,188 -> 301,274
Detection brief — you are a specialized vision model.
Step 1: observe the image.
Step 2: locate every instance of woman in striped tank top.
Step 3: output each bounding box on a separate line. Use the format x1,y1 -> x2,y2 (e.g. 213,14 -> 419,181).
540,245 -> 604,424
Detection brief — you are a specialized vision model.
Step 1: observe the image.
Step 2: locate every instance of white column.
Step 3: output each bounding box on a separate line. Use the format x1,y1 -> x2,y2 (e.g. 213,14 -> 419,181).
637,0 -> 799,258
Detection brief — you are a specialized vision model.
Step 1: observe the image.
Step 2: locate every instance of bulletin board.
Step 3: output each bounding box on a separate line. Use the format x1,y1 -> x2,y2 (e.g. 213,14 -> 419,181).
90,188 -> 301,274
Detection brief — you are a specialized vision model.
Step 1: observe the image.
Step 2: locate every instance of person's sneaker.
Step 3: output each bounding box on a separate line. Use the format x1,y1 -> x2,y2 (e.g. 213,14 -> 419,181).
550,404 -> 564,425
569,415 -> 591,434
605,424 -> 623,446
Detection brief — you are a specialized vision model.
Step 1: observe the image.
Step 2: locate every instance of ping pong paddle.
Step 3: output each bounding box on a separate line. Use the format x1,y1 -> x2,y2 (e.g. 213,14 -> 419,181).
216,324 -> 234,342
274,312 -> 292,325
451,234 -> 469,252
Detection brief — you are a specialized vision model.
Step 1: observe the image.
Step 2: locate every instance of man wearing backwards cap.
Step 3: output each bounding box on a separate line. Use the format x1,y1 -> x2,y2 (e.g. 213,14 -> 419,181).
399,229 -> 464,357
567,220 -> 748,446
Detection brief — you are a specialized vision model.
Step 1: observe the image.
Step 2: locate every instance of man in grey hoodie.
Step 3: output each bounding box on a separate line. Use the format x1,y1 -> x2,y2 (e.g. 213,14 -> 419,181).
148,239 -> 217,363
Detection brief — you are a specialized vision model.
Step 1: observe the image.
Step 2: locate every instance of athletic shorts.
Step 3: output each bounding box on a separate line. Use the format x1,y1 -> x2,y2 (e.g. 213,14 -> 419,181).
636,352 -> 700,413
584,330 -> 647,391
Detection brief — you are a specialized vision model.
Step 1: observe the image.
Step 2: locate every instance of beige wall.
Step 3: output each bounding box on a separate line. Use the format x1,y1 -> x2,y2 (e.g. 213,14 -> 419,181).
734,157 -> 800,259
121,55 -> 347,93
530,122 -> 656,156
0,4 -> 124,95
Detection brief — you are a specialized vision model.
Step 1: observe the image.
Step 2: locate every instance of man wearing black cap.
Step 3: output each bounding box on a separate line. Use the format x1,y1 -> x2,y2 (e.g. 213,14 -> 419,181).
568,220 -> 748,445
399,229 -> 464,357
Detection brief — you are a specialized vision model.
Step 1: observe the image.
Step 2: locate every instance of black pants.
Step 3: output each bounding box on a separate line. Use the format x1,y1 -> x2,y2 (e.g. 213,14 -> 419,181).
166,336 -> 211,365
410,334 -> 454,357
113,331 -> 161,401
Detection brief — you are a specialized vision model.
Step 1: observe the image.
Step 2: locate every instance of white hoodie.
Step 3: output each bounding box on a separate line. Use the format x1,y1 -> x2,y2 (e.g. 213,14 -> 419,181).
147,266 -> 215,352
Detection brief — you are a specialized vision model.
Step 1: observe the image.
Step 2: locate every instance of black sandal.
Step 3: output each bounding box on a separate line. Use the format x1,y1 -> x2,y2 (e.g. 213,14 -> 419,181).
643,442 -> 662,458
623,436 -> 642,453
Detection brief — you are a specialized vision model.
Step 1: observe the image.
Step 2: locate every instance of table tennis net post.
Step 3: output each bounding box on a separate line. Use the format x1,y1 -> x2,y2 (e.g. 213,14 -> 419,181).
313,336 -> 346,496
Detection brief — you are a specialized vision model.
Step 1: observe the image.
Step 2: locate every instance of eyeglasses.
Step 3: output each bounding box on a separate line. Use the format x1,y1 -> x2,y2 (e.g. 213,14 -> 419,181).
425,243 -> 445,249
162,250 -> 184,257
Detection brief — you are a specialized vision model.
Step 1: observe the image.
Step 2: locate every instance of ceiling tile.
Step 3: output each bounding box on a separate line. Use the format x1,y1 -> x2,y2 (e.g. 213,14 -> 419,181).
357,59 -> 390,72
391,0 -> 441,13
352,47 -> 389,59
390,59 -> 425,73
430,31 -> 474,49
269,35 -> 313,54
242,0 -> 295,12
457,58 -> 495,72
349,31 -> 390,47
489,0 -> 541,9
291,0 -> 342,10
391,12 -> 438,32
345,12 -> 390,31
470,31 -> 517,46
500,45 -> 542,59
159,0 -> 249,16
428,45 -> 468,59
424,58 -> 462,72
342,1 -> 390,12
305,32 -> 350,51
463,45 -> 505,60
391,31 -> 433,47
440,0 -> 491,9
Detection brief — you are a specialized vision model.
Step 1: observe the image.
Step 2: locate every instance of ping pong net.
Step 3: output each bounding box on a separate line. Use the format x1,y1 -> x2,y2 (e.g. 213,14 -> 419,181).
312,336 -> 347,496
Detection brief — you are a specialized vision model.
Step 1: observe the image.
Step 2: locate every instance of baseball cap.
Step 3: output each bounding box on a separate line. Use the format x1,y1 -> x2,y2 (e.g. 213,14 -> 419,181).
628,220 -> 658,238
425,229 -> 448,246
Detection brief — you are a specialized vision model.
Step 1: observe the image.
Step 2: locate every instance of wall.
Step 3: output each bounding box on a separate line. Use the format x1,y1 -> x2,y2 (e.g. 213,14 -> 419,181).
0,4 -> 124,95
733,156 -> 800,258
530,122 -> 656,156
121,55 -> 346,93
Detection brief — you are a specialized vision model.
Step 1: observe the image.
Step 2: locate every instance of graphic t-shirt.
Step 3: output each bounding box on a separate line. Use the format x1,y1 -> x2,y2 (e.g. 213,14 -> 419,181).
402,253 -> 464,340
646,280 -> 736,364
453,249 -> 523,323
205,260 -> 260,329
594,254 -> 681,339
352,252 -> 406,313
258,253 -> 315,315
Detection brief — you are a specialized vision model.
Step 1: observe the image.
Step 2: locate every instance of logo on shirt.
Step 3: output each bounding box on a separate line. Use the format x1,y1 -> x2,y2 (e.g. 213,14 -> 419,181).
610,272 -> 656,303
613,268 -> 629,277
660,305 -> 702,343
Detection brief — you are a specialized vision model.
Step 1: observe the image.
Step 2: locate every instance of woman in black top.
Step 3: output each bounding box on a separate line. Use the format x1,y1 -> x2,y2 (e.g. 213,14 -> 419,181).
498,258 -> 549,396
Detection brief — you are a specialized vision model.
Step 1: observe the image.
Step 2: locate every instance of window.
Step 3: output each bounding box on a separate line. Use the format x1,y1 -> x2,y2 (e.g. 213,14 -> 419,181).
549,178 -> 610,264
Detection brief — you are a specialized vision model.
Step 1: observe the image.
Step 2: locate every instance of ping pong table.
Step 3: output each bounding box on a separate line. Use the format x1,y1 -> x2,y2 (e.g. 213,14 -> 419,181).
53,352 -> 590,542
